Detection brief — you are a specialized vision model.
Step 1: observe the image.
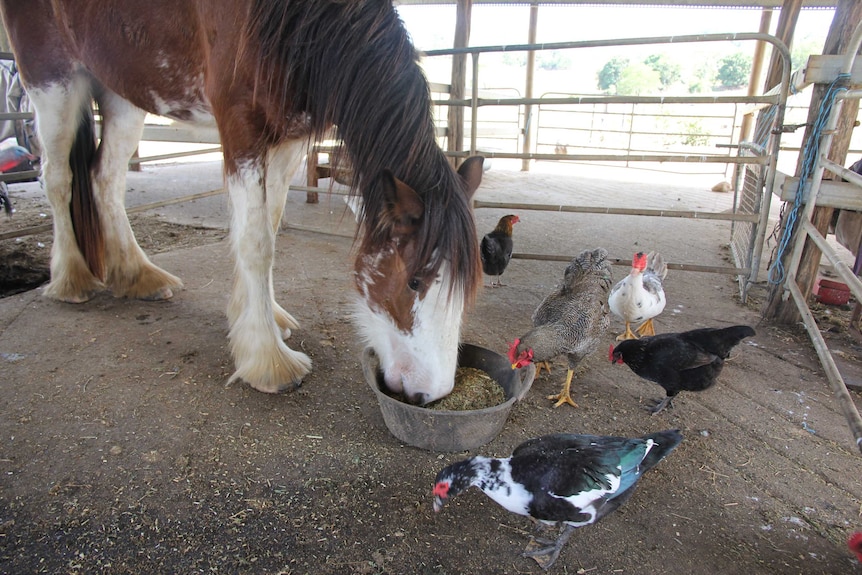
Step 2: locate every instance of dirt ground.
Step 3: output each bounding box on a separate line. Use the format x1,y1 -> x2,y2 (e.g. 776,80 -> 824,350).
1,161 -> 861,575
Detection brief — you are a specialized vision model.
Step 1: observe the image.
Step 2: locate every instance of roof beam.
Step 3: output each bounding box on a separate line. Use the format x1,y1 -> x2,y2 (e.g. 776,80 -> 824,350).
395,1 -> 836,7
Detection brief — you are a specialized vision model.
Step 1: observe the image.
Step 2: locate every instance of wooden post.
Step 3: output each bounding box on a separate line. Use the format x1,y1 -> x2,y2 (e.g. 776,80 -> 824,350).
753,0 -> 801,147
738,9 -> 773,144
521,3 -> 538,172
764,0 -> 862,323
447,0 -> 471,167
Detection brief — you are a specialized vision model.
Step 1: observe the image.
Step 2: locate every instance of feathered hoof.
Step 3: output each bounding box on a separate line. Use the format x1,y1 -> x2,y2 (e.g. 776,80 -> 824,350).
139,286 -> 177,301
228,339 -> 312,394
108,263 -> 183,300
228,369 -> 304,393
43,276 -> 104,304
273,301 -> 300,339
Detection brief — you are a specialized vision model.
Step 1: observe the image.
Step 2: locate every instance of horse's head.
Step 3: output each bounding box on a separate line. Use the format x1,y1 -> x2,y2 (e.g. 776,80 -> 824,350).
353,157 -> 484,405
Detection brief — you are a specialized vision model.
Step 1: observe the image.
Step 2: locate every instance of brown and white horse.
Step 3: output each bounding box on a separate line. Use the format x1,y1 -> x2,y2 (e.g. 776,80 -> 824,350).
1,0 -> 484,404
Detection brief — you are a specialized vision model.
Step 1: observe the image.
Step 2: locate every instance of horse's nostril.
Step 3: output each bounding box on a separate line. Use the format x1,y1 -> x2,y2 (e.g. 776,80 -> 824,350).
407,392 -> 430,406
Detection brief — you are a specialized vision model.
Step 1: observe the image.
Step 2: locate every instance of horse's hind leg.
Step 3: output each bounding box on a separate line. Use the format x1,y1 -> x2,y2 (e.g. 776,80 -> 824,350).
94,89 -> 182,299
31,77 -> 104,302
226,145 -> 311,392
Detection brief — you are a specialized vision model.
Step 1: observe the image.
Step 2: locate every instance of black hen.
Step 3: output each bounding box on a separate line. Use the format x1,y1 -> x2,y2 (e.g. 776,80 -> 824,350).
433,429 -> 683,570
610,325 -> 755,414
481,214 -> 519,287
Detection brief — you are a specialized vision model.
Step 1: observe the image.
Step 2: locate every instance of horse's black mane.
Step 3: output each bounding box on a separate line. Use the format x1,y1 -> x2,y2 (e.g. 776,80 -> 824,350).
248,0 -> 479,298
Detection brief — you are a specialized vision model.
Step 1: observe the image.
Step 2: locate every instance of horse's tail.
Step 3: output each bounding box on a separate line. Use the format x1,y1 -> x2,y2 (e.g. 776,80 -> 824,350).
69,102 -> 104,280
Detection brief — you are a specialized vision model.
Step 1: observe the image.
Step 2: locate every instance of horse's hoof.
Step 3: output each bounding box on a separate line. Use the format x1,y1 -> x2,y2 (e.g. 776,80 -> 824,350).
140,286 -> 174,301
275,378 -> 303,394
59,292 -> 95,304
43,278 -> 103,303
226,372 -> 305,393
45,287 -> 97,304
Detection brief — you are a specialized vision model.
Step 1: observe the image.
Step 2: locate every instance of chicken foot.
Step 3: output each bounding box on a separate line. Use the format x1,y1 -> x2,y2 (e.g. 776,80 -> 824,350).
649,396 -> 674,415
636,318 -> 657,337
547,368 -> 578,408
616,321 -> 638,341
522,523 -> 576,570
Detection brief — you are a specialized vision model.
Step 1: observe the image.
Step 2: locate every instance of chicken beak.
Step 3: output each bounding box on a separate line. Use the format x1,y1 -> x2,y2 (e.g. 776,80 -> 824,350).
433,496 -> 445,513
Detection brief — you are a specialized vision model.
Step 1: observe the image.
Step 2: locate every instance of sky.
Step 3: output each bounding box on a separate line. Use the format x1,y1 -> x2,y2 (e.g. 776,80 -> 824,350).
395,5 -> 836,51
394,5 -> 838,95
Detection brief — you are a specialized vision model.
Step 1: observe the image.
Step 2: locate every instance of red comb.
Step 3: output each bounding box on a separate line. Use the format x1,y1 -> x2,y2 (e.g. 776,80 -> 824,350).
849,532 -> 862,560
433,482 -> 450,498
506,339 -> 520,363
608,344 -> 615,362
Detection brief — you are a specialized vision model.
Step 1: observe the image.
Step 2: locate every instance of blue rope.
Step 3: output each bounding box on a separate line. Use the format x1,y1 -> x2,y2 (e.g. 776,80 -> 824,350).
767,73 -> 850,285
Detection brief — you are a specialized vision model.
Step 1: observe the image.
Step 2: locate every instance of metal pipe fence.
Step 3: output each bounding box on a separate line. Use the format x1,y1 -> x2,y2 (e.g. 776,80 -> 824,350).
421,32 -> 791,295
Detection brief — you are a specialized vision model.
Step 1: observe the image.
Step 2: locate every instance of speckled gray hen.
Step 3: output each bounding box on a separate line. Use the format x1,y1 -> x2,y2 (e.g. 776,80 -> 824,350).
508,247 -> 613,408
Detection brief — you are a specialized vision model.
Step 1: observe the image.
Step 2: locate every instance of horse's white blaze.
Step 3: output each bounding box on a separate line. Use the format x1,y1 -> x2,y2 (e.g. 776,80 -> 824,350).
353,260 -> 464,404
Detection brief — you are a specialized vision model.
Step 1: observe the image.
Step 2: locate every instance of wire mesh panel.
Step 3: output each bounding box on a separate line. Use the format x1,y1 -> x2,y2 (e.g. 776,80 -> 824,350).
730,142 -> 767,300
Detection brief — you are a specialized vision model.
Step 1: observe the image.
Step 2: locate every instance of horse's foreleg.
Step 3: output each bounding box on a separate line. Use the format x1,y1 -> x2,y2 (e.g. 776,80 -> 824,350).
94,90 -> 182,299
31,79 -> 104,302
226,159 -> 311,392
265,140 -> 307,338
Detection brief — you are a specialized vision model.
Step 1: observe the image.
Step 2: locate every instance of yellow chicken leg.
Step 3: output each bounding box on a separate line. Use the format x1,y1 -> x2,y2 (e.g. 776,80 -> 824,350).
547,369 -> 578,408
535,360 -> 552,376
636,318 -> 656,337
616,322 -> 638,341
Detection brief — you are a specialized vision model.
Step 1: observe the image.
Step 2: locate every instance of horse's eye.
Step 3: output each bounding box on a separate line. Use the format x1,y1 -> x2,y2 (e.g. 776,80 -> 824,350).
408,278 -> 421,291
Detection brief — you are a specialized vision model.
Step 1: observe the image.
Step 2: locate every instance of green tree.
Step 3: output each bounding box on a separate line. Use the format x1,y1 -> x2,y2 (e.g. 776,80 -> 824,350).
502,52 -> 526,67
716,52 -> 752,89
689,59 -> 717,93
597,57 -> 629,92
537,50 -> 571,71
616,63 -> 661,96
644,54 -> 681,89
791,39 -> 822,72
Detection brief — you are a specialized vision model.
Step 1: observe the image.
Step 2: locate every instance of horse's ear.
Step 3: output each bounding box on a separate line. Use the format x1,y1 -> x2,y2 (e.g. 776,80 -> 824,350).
457,156 -> 484,199
380,169 -> 424,238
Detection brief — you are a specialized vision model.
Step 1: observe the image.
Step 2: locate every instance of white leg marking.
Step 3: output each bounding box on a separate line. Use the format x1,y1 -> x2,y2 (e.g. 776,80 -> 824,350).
226,156 -> 311,392
94,90 -> 182,299
265,140 -> 306,338
29,80 -> 103,302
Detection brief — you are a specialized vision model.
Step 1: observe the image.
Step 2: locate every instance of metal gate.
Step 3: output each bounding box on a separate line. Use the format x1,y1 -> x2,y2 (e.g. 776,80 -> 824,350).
422,32 -> 791,297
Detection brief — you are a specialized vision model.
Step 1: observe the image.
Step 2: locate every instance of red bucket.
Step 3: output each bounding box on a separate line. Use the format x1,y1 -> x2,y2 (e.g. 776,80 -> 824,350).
817,279 -> 851,306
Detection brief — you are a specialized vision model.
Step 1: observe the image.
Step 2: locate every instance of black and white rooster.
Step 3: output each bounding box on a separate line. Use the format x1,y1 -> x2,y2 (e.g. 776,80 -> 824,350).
432,429 -> 683,570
